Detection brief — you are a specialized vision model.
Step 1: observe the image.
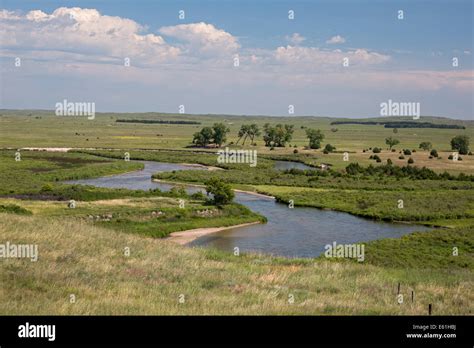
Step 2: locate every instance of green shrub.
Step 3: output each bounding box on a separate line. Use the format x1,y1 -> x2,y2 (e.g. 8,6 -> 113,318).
0,204 -> 32,215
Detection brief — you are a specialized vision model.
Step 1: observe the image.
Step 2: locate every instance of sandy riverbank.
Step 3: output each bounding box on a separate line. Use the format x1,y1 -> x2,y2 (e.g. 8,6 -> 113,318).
166,221 -> 261,245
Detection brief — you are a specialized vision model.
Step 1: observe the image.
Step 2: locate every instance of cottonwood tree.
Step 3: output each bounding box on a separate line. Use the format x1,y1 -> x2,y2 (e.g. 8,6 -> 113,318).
451,135 -> 470,155
419,142 -> 432,151
192,127 -> 213,147
236,124 -> 260,145
305,128 -> 325,149
263,123 -> 294,147
192,123 -> 230,147
212,123 -> 230,147
385,137 -> 400,150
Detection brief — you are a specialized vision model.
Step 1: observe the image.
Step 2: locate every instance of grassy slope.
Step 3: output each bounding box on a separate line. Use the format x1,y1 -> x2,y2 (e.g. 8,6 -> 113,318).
0,213 -> 472,315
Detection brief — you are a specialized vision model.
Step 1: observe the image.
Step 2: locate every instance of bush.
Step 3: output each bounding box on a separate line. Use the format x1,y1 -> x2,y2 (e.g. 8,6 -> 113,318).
190,191 -> 206,200
430,149 -> 438,157
376,157 -> 382,163
419,142 -> 432,151
373,155 -> 381,161
403,149 -> 412,155
0,204 -> 32,215
205,178 -> 235,205
169,186 -> 187,197
448,155 -> 454,160
41,183 -> 54,192
391,149 -> 396,152
324,144 -> 336,152
399,155 -> 405,160
323,149 -> 329,154
387,159 -> 393,165
408,157 -> 414,164
373,147 -> 381,153
293,149 -> 298,154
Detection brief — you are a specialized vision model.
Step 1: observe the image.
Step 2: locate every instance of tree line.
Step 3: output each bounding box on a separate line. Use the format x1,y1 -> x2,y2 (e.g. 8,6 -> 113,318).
191,123 -> 470,155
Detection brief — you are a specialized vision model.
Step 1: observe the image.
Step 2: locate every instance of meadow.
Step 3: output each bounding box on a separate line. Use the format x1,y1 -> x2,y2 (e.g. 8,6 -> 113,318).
0,213 -> 472,315
0,150 -> 264,237
0,110 -> 473,315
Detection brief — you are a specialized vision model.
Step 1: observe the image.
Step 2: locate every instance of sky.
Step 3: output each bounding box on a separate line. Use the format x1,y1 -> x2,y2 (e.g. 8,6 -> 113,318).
0,0 -> 473,119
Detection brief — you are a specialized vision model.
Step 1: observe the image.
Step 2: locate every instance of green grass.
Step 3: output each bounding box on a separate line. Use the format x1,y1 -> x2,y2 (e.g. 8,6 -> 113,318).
0,112 -> 473,315
0,196 -> 264,238
254,185 -> 474,224
0,150 -> 143,195
324,227 -> 474,269
0,213 -> 472,315
1,111 -> 473,174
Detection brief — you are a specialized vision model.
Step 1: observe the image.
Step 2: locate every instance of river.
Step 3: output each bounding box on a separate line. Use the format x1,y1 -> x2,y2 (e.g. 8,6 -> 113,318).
68,161 -> 429,258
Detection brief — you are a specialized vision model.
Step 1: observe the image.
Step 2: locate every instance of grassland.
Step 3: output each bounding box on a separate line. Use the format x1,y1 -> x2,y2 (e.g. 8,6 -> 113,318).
253,185 -> 474,225
0,150 -> 264,237
1,110 -> 473,173
0,213 -> 472,315
0,110 -> 473,315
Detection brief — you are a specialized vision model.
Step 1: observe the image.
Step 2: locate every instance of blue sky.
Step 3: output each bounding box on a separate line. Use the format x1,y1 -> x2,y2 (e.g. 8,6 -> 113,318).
1,0 -> 473,118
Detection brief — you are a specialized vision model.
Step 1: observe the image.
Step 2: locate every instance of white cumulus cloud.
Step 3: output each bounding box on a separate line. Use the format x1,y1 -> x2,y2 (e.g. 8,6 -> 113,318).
326,35 -> 346,44
159,22 -> 240,57
285,33 -> 306,45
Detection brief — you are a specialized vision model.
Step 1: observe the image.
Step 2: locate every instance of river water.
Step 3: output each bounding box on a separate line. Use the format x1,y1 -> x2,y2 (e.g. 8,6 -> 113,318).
68,161 -> 429,258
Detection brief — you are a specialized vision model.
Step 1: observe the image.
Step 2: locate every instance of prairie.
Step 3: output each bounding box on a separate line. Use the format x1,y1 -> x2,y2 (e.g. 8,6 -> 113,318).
0,213 -> 472,315
0,110 -> 472,315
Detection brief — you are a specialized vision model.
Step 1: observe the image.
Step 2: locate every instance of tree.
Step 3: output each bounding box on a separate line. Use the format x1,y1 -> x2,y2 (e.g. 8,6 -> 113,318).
192,127 -> 213,147
263,123 -> 275,147
212,123 -> 230,147
205,178 -> 235,205
237,124 -> 260,145
450,135 -> 470,155
263,123 -> 294,147
385,137 -> 400,150
248,124 -> 261,144
419,142 -> 432,151
236,124 -> 251,145
305,129 -> 325,149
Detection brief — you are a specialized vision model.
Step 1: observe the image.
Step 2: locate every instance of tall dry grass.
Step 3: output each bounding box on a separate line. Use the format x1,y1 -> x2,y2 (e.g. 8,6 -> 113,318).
0,213 -> 472,315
